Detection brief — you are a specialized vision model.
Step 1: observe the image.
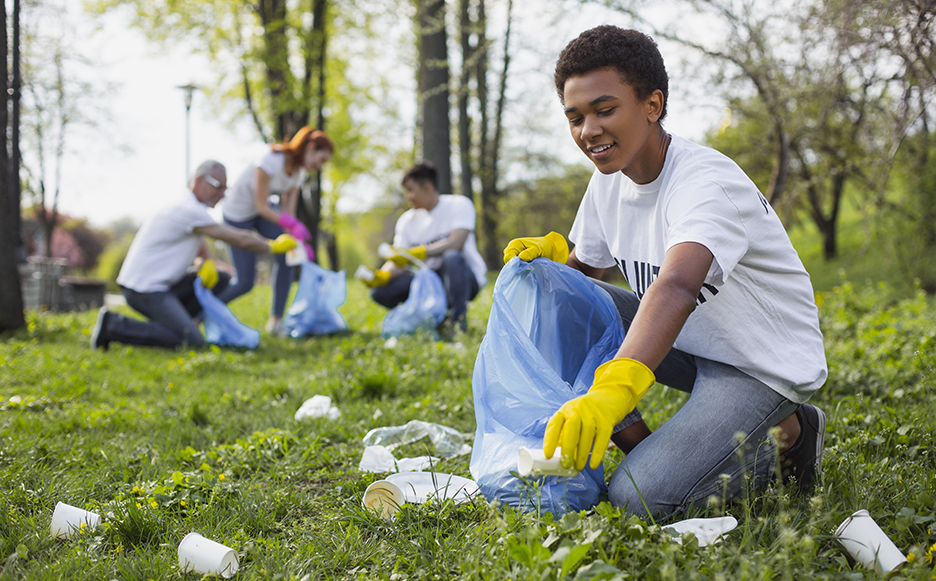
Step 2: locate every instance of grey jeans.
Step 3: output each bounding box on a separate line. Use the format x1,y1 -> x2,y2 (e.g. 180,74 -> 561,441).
592,280 -> 798,519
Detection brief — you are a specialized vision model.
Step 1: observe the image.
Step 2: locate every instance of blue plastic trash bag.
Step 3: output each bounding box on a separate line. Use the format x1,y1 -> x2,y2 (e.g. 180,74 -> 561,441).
381,268 -> 447,338
469,257 -> 625,515
193,279 -> 261,349
284,262 -> 349,337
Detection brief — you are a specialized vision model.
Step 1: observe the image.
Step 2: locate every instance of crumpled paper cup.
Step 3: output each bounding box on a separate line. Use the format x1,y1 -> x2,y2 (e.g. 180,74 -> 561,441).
362,480 -> 405,520
178,532 -> 239,578
517,447 -> 578,477
834,509 -> 907,576
51,502 -> 101,539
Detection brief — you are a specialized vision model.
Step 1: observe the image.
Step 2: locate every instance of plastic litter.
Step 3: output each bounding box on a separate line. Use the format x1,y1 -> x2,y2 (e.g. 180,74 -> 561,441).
363,419 -> 471,459
178,532 -> 239,578
284,262 -> 349,338
294,395 -> 341,421
663,516 -> 738,547
835,509 -> 907,575
469,258 -> 625,516
380,267 -> 447,338
194,279 -> 261,349
359,445 -> 398,473
51,502 -> 101,539
396,455 -> 440,473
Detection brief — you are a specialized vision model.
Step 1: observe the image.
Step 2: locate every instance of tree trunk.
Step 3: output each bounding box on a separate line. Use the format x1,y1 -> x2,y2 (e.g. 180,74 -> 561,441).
0,0 -> 25,331
417,0 -> 452,194
258,0 -> 291,141
457,0 -> 473,200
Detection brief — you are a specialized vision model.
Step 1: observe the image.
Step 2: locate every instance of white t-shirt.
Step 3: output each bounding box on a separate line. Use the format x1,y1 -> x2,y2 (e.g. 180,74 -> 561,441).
393,194 -> 488,288
117,190 -> 217,293
222,151 -> 306,222
569,135 -> 826,403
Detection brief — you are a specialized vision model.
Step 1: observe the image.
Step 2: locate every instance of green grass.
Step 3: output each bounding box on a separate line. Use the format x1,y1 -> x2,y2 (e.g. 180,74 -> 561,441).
2,274 -> 936,579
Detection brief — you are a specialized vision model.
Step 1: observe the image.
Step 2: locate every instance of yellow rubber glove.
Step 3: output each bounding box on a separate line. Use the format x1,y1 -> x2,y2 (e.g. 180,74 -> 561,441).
268,234 -> 298,254
388,245 -> 427,267
503,231 -> 569,264
544,358 -> 655,471
364,268 -> 391,288
197,259 -> 218,289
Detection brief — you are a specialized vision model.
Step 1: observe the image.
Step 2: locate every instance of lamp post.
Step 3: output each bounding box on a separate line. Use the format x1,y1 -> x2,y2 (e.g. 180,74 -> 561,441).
176,83 -> 198,183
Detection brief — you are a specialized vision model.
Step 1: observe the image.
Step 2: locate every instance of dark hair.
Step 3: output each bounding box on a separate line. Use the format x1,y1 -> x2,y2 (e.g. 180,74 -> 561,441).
402,161 -> 438,189
554,26 -> 668,121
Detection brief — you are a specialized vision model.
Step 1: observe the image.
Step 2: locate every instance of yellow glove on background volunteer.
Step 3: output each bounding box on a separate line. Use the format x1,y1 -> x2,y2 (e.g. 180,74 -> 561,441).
364,268 -> 391,288
268,234 -> 298,254
197,259 -> 218,289
544,358 -> 656,471
503,231 -> 569,264
388,245 -> 427,267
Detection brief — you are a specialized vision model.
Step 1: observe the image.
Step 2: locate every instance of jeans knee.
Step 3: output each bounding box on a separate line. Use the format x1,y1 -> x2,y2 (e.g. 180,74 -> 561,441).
441,249 -> 466,267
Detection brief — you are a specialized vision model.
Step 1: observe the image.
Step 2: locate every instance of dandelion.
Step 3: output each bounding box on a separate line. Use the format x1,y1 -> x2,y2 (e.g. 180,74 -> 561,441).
925,542 -> 936,563
218,474 -> 225,481
908,553 -> 916,563
136,503 -> 141,508
180,500 -> 187,507
150,500 -> 157,508
177,357 -> 184,364
185,477 -> 189,482
116,544 -> 124,554
79,522 -> 87,529
132,486 -> 141,494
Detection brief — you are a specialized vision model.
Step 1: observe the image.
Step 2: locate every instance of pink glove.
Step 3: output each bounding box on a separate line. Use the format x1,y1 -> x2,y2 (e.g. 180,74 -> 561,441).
277,214 -> 311,242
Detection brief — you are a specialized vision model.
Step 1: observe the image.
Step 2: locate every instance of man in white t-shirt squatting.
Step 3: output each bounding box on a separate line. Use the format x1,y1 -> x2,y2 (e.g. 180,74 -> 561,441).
503,26 -> 828,519
364,161 -> 487,333
89,160 -> 297,350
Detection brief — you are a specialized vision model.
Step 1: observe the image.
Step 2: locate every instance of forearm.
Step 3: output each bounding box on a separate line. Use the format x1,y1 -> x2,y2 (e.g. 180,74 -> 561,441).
424,229 -> 470,257
613,278 -> 698,371
280,187 -> 299,216
567,248 -> 604,279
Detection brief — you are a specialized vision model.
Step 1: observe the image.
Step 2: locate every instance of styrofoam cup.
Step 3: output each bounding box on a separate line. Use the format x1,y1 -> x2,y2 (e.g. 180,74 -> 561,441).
354,265 -> 375,281
285,243 -> 308,266
517,447 -> 578,477
51,502 -> 101,539
362,480 -> 405,519
834,509 -> 907,576
377,242 -> 393,259
178,532 -> 239,578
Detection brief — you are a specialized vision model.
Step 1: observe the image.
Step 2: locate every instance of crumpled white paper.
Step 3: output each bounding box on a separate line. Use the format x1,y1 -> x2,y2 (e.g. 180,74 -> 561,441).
395,455 -> 440,472
359,445 -> 398,473
294,395 -> 341,421
662,516 -> 738,547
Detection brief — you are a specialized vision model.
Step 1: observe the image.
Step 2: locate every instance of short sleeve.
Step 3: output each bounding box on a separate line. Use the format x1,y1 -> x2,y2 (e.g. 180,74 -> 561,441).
257,152 -> 285,177
447,196 -> 476,231
665,182 -> 748,286
569,172 -> 616,269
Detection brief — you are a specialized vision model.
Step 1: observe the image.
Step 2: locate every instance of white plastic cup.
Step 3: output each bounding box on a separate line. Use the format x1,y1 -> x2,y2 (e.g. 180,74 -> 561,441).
354,265 -> 375,282
834,509 -> 907,576
362,480 -> 405,520
377,242 -> 394,259
51,502 -> 101,539
517,447 -> 579,477
178,532 -> 240,578
285,243 -> 308,266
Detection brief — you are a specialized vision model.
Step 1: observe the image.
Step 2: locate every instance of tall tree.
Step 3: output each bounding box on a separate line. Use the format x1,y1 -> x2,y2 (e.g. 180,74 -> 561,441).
456,0 -> 475,200
416,0 -> 452,194
0,0 -> 26,332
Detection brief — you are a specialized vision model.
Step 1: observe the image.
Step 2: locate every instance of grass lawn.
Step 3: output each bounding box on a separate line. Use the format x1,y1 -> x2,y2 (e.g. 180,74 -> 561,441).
2,266 -> 936,579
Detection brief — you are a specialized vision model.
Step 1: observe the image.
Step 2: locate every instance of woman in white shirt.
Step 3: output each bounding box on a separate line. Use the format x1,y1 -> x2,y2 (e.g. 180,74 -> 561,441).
218,127 -> 333,336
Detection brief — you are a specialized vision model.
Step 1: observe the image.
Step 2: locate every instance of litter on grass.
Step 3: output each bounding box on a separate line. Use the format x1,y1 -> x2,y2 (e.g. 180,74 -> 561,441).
294,395 -> 341,421
359,444 -> 440,474
51,502 -> 101,539
362,419 -> 471,458
662,516 -> 738,547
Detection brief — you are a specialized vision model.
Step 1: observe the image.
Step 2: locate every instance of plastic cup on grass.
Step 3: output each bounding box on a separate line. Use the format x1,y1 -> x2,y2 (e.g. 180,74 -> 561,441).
177,532 -> 239,578
517,446 -> 579,477
50,502 -> 101,539
834,509 -> 907,576
354,265 -> 375,282
362,480 -> 405,520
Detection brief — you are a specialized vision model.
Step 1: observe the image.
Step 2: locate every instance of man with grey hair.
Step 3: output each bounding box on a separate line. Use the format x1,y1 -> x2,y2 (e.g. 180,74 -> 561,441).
90,160 -> 298,349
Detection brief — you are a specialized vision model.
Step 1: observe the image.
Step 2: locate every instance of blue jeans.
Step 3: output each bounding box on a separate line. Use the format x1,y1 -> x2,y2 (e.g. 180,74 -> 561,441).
106,272 -> 231,348
216,214 -> 293,317
592,280 -> 798,519
371,249 -> 480,330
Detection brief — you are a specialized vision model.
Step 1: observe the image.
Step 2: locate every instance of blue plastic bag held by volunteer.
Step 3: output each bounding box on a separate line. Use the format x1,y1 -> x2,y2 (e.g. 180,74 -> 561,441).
285,262 -> 349,337
193,279 -> 261,349
469,257 -> 625,515
380,267 -> 447,338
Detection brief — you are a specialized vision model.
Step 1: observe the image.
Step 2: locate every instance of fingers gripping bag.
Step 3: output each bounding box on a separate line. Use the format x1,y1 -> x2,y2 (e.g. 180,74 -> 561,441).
285,262 -> 349,337
193,279 -> 261,349
380,267 -> 447,338
469,257 -> 625,515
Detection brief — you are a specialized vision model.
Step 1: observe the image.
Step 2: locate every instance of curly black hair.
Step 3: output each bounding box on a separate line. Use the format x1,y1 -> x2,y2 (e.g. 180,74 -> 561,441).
554,26 -> 669,121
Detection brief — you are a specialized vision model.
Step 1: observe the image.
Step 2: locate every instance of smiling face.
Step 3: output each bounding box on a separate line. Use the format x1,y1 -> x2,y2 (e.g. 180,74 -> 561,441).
402,177 -> 439,211
562,67 -> 667,184
193,167 -> 228,208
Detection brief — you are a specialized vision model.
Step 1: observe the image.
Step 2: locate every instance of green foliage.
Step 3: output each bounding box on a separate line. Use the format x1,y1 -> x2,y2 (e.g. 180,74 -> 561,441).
497,163 -> 593,243
3,279 -> 936,578
92,234 -> 132,292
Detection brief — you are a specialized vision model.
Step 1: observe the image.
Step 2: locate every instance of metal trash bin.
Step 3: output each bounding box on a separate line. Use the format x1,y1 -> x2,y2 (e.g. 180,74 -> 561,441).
18,258 -> 67,311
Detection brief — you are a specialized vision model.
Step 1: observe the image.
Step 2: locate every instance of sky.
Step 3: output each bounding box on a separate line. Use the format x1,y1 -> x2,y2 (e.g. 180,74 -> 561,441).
43,2 -> 724,229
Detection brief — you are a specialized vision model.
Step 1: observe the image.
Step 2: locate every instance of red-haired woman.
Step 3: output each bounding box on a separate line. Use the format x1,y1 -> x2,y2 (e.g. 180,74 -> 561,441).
218,127 -> 333,336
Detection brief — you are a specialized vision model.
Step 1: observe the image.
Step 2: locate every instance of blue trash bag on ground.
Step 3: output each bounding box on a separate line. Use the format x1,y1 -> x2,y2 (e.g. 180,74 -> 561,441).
469,257 -> 625,515
193,279 -> 261,349
284,262 -> 349,337
381,267 -> 447,338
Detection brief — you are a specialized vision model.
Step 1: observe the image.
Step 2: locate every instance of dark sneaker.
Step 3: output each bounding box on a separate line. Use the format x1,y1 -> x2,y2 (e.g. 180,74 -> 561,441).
779,403 -> 826,491
90,307 -> 111,350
